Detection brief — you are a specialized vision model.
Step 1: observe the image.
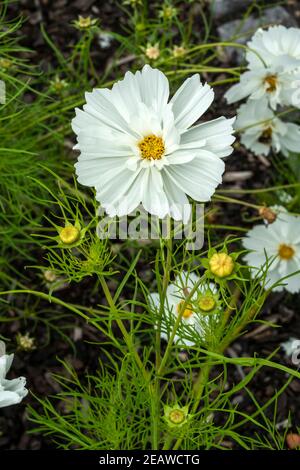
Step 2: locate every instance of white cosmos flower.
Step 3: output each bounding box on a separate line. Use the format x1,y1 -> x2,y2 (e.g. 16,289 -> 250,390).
0,341 -> 28,408
72,65 -> 235,223
149,271 -> 220,347
235,99 -> 300,156
225,26 -> 300,109
225,65 -> 300,110
243,212 -> 300,293
246,26 -> 300,71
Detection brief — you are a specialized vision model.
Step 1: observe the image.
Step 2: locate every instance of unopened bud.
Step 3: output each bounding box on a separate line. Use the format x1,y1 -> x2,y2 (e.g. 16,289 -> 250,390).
258,206 -> 277,224
59,225 -> 80,245
286,433 -> 300,449
209,252 -> 234,278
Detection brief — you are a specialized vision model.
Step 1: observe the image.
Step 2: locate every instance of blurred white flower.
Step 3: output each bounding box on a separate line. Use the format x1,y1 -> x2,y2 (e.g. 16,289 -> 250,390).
243,212 -> 300,293
149,271 -> 220,347
98,32 -> 113,49
72,65 -> 235,222
277,190 -> 293,205
235,99 -> 300,156
246,26 -> 300,71
281,337 -> 300,357
0,341 -> 28,408
225,26 -> 300,109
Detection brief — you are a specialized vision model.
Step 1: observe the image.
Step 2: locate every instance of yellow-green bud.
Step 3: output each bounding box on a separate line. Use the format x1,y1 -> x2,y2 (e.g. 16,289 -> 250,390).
59,225 -> 80,245
169,409 -> 185,425
209,252 -> 234,278
198,295 -> 216,312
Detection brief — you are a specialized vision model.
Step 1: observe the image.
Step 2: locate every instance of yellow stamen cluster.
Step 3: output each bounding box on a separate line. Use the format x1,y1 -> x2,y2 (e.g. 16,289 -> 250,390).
198,295 -> 216,312
59,225 -> 80,245
169,409 -> 185,425
209,252 -> 234,278
138,135 -> 165,160
176,300 -> 193,319
278,243 -> 295,260
259,126 -> 273,144
264,74 -> 278,92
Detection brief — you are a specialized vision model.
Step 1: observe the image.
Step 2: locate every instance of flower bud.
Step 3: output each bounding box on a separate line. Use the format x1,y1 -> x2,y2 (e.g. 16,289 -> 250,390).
16,333 -> 36,352
164,404 -> 190,428
198,294 -> 216,312
209,252 -> 234,278
286,433 -> 300,449
59,225 -> 80,245
258,206 -> 277,224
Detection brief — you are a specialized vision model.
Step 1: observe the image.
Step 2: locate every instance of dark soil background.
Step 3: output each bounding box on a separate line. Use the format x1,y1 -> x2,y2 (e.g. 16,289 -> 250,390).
1,0 -> 300,450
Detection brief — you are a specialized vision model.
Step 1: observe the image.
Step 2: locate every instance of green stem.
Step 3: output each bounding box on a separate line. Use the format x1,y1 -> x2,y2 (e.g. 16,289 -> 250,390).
152,233 -> 173,449
98,276 -> 150,383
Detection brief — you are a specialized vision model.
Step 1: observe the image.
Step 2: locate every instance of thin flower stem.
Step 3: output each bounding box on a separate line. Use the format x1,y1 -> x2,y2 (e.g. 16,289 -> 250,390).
98,275 -> 150,383
213,193 -> 259,210
167,287 -> 241,451
152,233 -> 173,449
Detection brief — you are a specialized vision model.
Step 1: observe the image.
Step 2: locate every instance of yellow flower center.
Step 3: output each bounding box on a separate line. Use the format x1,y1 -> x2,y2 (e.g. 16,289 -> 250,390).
169,409 -> 185,424
59,225 -> 80,244
259,126 -> 273,144
209,253 -> 234,278
138,135 -> 165,160
278,243 -> 295,260
198,295 -> 216,312
264,74 -> 278,92
176,300 -> 193,319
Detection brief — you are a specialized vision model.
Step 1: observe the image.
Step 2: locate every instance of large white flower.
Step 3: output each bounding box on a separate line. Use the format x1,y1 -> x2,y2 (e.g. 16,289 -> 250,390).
235,99 -> 300,156
72,65 -> 235,223
225,26 -> 300,109
149,271 -> 220,347
0,341 -> 28,408
243,212 -> 300,293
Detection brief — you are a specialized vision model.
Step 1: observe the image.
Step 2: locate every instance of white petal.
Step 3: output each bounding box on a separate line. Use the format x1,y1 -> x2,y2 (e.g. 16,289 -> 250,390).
164,150 -> 225,202
141,168 -> 169,219
181,116 -> 235,158
170,75 -> 214,130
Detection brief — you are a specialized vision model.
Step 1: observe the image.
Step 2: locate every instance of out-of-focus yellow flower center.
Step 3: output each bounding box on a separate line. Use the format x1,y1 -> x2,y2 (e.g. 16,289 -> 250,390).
264,74 -> 278,92
138,135 -> 165,160
259,126 -> 273,144
278,243 -> 295,260
176,300 -> 193,319
169,409 -> 185,424
198,295 -> 216,312
59,225 -> 80,244
209,253 -> 234,278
